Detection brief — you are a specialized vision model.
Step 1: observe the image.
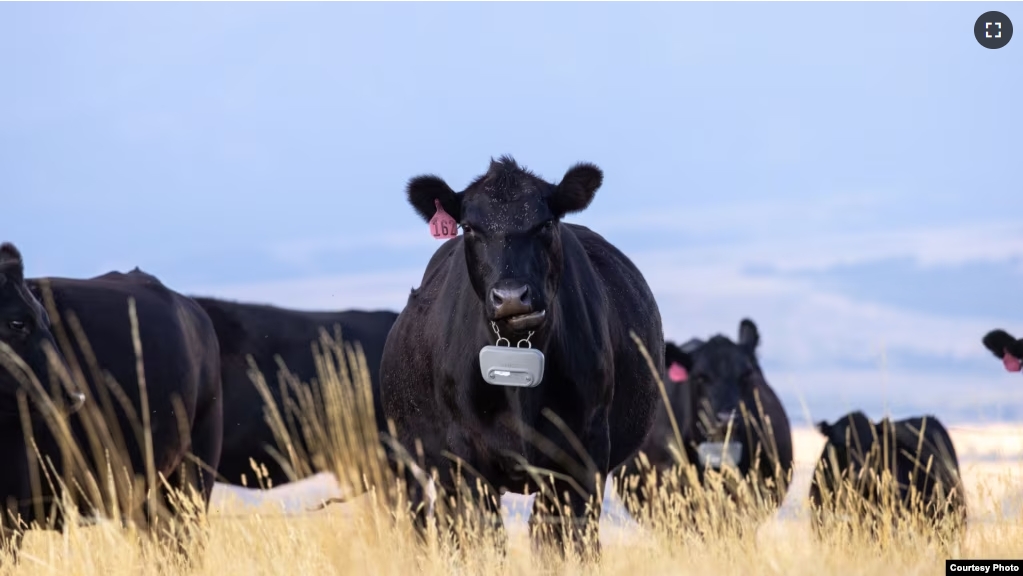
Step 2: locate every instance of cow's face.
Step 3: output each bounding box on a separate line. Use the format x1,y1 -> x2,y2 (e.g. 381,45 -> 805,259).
666,319 -> 764,437
406,156 -> 602,337
0,243 -> 74,411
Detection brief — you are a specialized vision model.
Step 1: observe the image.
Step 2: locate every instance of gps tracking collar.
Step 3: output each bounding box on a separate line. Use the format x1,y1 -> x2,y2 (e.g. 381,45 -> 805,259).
479,321 -> 545,388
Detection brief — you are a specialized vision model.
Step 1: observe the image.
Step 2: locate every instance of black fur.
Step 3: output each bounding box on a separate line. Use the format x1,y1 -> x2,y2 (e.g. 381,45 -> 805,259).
548,162 -> 602,217
5,267 -> 223,559
381,156 -> 662,559
809,410 -> 967,541
189,297 -> 398,488
407,155 -> 604,227
0,243 -> 78,414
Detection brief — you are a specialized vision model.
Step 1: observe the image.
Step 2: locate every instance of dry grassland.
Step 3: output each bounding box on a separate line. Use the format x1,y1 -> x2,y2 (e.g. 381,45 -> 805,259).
3,333 -> 1021,576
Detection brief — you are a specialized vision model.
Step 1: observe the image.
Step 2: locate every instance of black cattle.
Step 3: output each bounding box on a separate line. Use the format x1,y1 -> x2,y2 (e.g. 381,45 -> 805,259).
0,244 -> 222,558
379,156 -> 663,559
189,297 -> 398,488
617,319 -> 794,530
982,329 -> 1023,373
809,411 -> 966,541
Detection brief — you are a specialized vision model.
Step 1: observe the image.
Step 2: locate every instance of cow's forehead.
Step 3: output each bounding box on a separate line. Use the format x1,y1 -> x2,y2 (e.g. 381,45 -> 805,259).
0,278 -> 20,303
464,185 -> 551,227
1,280 -> 42,317
692,338 -> 748,368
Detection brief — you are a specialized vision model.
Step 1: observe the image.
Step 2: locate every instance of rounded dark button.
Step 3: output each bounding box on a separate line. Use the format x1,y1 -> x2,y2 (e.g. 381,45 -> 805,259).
975,11 -> 1013,49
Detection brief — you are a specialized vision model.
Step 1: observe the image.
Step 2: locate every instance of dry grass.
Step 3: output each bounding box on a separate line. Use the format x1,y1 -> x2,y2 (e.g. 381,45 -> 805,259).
6,463 -> 1023,576
2,318 -> 1022,576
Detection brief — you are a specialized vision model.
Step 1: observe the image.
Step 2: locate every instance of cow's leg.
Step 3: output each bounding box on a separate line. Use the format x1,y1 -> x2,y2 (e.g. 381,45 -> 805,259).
183,393 -> 223,557
150,395 -> 223,566
417,431 -> 506,555
389,422 -> 505,553
386,428 -> 448,547
433,457 -> 505,555
392,451 -> 505,556
615,452 -> 656,524
401,456 -> 437,543
530,414 -> 610,562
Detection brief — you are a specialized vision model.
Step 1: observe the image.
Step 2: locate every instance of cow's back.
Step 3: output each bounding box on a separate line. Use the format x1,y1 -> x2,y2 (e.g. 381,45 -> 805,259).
192,297 -> 398,486
897,415 -> 959,468
892,416 -> 964,504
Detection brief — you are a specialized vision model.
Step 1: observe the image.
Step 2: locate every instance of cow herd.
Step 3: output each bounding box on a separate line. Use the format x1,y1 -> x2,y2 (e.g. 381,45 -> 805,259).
0,156 -> 1019,561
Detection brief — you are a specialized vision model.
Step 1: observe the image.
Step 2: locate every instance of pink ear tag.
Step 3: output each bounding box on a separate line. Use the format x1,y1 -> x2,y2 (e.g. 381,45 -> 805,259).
667,362 -> 688,382
429,199 -> 458,240
1003,352 -> 1022,373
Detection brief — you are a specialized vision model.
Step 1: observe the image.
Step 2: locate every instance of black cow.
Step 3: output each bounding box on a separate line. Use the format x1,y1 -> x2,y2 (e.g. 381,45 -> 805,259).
0,243 -> 222,558
617,319 -> 794,531
809,411 -> 966,541
189,297 -> 398,489
982,329 -> 1023,373
379,156 -> 663,559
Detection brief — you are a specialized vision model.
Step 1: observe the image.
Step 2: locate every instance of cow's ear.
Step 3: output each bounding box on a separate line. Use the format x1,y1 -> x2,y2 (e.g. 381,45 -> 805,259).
0,242 -> 24,282
738,318 -> 760,353
407,175 -> 463,224
816,420 -> 831,437
665,342 -> 693,369
982,329 -> 1017,359
549,162 -> 602,218
665,342 -> 694,382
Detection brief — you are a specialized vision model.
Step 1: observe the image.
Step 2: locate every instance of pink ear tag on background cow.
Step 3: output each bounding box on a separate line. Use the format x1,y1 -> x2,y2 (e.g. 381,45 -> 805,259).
1003,352 -> 1022,373
429,199 -> 458,240
668,362 -> 688,382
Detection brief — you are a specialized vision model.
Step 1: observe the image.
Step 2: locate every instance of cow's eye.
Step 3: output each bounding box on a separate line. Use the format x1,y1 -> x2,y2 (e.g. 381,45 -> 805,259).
542,220 -> 555,232
461,224 -> 473,234
8,320 -> 28,333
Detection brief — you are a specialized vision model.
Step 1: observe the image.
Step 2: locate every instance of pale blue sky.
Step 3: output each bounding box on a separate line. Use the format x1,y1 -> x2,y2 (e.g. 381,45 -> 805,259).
2,2 -> 1021,425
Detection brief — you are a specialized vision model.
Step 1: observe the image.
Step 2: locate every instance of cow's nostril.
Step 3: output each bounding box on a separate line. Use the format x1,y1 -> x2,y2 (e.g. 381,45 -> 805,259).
490,290 -> 505,307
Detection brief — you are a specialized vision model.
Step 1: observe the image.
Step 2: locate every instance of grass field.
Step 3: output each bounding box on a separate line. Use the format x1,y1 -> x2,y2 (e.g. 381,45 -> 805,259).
3,333 -> 1022,576
5,423 -> 1022,576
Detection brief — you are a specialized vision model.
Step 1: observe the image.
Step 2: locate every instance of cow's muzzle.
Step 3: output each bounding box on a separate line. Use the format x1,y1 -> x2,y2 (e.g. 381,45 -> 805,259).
504,310 -> 546,332
489,281 -> 547,331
